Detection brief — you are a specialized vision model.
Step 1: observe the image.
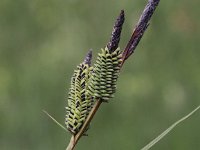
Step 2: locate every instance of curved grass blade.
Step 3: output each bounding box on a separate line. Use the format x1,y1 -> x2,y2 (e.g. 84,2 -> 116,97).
141,105 -> 200,150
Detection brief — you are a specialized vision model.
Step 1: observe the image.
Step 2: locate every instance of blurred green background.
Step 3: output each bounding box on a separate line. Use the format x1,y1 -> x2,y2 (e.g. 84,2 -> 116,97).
0,0 -> 200,149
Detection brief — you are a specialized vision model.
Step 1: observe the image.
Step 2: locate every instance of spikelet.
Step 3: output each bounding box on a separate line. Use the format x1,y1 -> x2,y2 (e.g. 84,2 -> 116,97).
88,47 -> 122,101
65,10 -> 124,134
65,51 -> 94,134
87,10 -> 124,101
107,10 -> 125,53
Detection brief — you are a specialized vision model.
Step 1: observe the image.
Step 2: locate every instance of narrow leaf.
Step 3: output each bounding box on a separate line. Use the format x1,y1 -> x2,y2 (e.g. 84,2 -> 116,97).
43,110 -> 68,132
141,105 -> 200,150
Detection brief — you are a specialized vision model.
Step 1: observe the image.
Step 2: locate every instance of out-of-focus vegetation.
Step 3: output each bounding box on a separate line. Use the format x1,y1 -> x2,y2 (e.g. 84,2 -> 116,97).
0,0 -> 200,150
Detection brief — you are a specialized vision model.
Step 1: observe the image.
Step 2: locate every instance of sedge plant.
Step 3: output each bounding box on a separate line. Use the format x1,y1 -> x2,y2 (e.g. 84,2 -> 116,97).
65,0 -> 160,149
43,0 -> 200,150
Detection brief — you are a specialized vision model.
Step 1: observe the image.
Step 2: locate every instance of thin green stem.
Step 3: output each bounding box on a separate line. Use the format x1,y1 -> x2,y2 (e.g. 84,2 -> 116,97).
43,110 -> 68,133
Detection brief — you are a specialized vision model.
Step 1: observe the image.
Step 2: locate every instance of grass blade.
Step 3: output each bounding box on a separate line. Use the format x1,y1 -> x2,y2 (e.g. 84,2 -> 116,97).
141,105 -> 200,150
43,110 -> 68,133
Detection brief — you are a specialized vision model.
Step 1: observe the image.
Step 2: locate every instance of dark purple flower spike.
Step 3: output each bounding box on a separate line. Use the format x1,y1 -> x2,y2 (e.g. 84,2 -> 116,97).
107,10 -> 125,53
122,0 -> 160,65
84,49 -> 92,66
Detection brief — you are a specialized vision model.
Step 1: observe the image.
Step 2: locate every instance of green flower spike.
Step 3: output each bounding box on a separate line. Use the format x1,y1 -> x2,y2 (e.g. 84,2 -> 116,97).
88,10 -> 124,102
88,47 -> 122,101
65,50 -> 94,134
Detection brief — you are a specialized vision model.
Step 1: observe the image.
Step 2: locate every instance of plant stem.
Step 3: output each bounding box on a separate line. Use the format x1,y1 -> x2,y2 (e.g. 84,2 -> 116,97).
66,100 -> 102,150
66,135 -> 75,150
